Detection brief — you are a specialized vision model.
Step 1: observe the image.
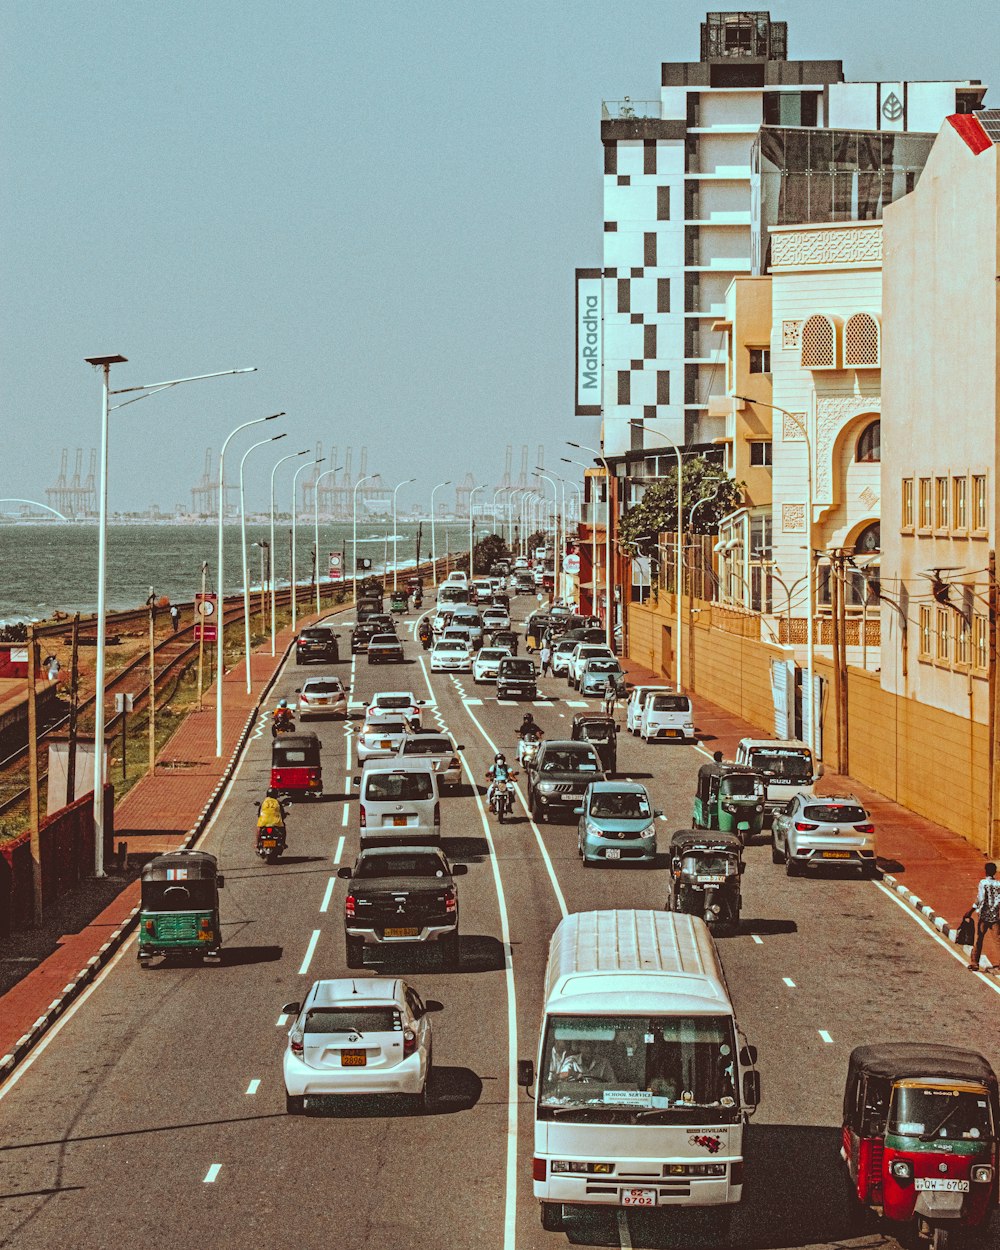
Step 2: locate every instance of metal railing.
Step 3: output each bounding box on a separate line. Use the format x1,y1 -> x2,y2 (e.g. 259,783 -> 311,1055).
601,98 -> 661,120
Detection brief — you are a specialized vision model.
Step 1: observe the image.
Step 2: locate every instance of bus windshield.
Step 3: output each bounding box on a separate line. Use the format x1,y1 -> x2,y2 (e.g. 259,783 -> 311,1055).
751,750 -> 812,782
539,1014 -> 739,1124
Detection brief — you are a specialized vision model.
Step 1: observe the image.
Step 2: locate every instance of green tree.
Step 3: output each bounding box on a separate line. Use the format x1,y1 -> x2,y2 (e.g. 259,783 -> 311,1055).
459,532 -> 510,574
617,458 -> 743,561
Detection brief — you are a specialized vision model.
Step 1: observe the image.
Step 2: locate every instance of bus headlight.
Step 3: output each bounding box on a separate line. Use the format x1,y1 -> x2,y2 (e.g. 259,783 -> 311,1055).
551,1160 -> 614,1174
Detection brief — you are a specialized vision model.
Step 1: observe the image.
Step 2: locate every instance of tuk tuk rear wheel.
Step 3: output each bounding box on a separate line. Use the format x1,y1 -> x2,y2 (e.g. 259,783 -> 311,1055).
930,1225 -> 952,1250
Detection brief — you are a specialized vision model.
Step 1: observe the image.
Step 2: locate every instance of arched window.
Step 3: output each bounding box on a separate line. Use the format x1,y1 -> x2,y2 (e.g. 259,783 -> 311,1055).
800,314 -> 838,369
856,420 -> 880,463
854,522 -> 880,554
844,312 -> 881,367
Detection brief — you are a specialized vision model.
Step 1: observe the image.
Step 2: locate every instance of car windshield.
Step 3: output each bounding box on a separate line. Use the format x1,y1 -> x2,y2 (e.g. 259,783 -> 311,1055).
304,1007 -> 399,1034
586,660 -> 620,675
436,642 -> 465,652
542,748 -> 599,772
539,1015 -> 739,1122
364,721 -> 406,736
721,775 -> 763,798
364,772 -> 434,801
503,660 -> 535,675
803,803 -> 866,824
354,853 -> 449,878
889,1086 -> 994,1142
402,738 -> 451,755
681,853 -> 735,876
305,680 -> 343,694
752,750 -> 813,781
650,695 -> 690,712
590,792 -> 651,819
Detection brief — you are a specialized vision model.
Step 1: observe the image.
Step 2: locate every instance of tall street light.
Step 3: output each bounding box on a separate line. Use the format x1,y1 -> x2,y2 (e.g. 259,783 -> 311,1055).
506,488 -> 523,552
567,440 -> 615,653
563,457 -> 597,613
292,456 -> 324,632
313,464 -> 344,614
430,479 -> 452,584
270,448 -> 308,655
216,412 -> 283,756
240,431 -> 286,692
535,468 -> 560,597
736,394 -> 816,751
353,473 -> 379,602
628,421 -> 683,689
392,478 -> 416,591
469,484 -> 486,577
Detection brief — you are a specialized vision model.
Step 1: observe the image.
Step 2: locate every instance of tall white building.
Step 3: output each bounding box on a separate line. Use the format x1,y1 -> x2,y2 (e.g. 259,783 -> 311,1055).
595,10 -> 986,464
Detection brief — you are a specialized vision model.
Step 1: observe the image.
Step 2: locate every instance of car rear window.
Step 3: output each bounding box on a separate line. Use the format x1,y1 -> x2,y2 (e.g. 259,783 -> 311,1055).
501,660 -> 535,675
305,680 -> 344,693
650,695 -> 691,712
542,748 -> 600,772
375,696 -> 411,708
371,634 -> 399,643
365,772 -> 434,801
364,721 -> 406,736
355,853 -> 448,878
402,738 -> 451,755
803,803 -> 867,824
304,1007 -> 400,1033
301,629 -> 332,640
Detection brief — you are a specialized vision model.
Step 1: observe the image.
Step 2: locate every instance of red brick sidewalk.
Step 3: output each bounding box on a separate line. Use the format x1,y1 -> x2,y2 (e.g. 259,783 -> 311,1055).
0,608 -> 336,1063
621,656 -> 1000,968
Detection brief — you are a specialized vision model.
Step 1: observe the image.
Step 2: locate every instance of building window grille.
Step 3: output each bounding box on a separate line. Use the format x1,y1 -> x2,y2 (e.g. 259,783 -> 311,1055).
974,615 -> 989,671
749,441 -> 772,467
800,314 -> 837,369
856,420 -> 880,463
953,476 -> 968,530
919,606 -> 932,659
657,278 -> 671,313
844,313 -> 881,368
955,616 -> 972,667
748,348 -> 771,374
918,478 -> 932,531
657,185 -> 670,221
973,475 -> 988,531
936,607 -> 951,662
901,478 -> 913,529
935,477 -> 949,530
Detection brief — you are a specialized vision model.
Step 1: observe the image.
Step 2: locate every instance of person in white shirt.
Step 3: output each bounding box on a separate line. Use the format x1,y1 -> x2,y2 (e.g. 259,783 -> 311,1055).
969,861 -> 1000,970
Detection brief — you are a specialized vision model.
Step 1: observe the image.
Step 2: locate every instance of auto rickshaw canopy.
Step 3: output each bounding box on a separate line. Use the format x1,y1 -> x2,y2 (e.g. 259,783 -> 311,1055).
847,1043 -> 998,1092
571,713 -> 617,742
695,762 -> 765,803
669,828 -> 743,857
141,849 -> 221,883
271,733 -> 322,764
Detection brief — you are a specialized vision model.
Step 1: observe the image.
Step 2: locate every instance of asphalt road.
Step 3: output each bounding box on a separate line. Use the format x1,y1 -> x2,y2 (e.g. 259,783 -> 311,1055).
1,594 -> 999,1250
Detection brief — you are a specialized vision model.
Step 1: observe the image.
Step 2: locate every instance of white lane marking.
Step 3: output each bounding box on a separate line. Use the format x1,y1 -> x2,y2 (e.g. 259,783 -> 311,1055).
752,934 -> 764,946
558,713 -> 565,719
617,1208 -> 633,1249
246,1079 -> 261,1095
782,977 -> 796,988
457,751 -> 520,1250
276,1013 -> 289,1027
459,700 -> 569,919
566,700 -> 588,708
694,744 -> 716,760
333,835 -> 345,864
819,1030 -> 834,1044
463,698 -> 484,707
299,929 -> 321,975
417,654 -> 436,701
320,877 -> 336,912
345,733 -> 352,770
875,881 -> 1000,997
341,804 -> 349,826
204,1164 -> 222,1184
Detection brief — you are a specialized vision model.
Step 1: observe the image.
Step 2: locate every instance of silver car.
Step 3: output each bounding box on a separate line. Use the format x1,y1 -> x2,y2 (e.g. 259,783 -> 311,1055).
771,793 -> 877,877
356,717 -> 414,761
395,733 -> 464,790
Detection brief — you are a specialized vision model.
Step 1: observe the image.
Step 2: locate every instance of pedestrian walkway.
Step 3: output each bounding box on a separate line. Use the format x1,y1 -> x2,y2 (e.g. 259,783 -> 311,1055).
0,607 -> 336,1065
620,655 -> 1000,969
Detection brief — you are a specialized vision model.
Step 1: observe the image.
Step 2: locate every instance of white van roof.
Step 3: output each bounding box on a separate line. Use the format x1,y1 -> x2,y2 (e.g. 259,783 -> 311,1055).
739,738 -> 810,751
543,910 -> 733,1018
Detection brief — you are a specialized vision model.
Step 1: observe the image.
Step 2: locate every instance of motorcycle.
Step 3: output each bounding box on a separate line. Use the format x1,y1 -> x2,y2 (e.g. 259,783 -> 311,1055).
256,822 -> 287,863
518,733 -> 542,769
418,624 -> 433,651
491,777 -> 515,823
271,711 -> 295,738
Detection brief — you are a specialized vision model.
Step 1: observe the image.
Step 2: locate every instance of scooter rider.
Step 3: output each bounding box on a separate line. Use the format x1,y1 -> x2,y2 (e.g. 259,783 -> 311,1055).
518,712 -> 544,741
257,788 -> 288,847
273,698 -> 294,730
486,753 -> 512,810
418,618 -> 433,649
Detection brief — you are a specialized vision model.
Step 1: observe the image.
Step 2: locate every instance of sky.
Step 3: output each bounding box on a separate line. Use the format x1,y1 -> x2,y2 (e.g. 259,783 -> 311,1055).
2,0 -> 997,515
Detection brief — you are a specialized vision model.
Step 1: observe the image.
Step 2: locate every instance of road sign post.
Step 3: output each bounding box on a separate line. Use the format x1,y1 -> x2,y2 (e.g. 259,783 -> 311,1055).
195,587 -> 217,710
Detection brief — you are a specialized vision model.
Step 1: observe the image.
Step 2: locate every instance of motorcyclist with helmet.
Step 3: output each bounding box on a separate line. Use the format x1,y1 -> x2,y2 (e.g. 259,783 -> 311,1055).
272,697 -> 294,736
256,787 -> 289,857
486,752 -> 514,811
418,618 -> 433,650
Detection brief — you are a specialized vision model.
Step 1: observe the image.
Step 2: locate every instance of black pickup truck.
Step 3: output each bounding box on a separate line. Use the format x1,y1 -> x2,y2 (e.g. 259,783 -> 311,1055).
338,846 -> 467,969
524,739 -> 606,822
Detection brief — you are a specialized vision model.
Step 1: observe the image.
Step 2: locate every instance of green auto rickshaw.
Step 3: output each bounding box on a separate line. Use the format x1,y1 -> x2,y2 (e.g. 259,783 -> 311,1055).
390,589 -> 409,615
137,850 -> 225,966
692,762 -> 766,843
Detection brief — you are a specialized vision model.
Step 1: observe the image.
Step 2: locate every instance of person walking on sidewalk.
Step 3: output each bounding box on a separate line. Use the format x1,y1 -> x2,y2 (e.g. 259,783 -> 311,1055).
539,642 -> 552,677
968,862 -> 1000,970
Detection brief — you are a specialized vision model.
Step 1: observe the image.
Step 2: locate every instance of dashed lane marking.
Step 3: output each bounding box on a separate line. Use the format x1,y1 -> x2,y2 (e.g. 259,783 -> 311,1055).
617,1209 -> 633,1249
333,835 -> 345,864
299,929 -> 321,976
246,1079 -> 261,1096
463,698 -> 484,707
320,878 -> 335,912
204,1164 -> 222,1183
819,1030 -> 834,1044
341,804 -> 349,826
276,1013 -> 288,1028
565,700 -> 588,708
782,977 -> 796,987
752,935 -> 764,946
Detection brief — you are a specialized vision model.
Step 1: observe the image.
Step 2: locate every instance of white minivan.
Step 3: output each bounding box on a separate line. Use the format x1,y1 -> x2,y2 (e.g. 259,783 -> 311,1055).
355,760 -> 441,846
639,691 -> 695,743
625,685 -> 672,734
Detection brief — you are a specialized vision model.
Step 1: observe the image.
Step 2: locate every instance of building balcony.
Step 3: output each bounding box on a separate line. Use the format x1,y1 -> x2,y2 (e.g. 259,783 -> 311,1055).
601,98 -> 661,120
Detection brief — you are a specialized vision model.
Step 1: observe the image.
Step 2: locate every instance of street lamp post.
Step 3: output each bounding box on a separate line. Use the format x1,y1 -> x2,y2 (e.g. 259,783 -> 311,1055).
627,422 -> 683,689
270,449 -> 308,655
469,484 -> 486,577
736,393 -> 816,751
568,441 -> 616,654
313,464 -> 344,614
352,474 -> 379,602
392,478 -> 416,591
240,432 -> 286,692
430,480 -> 452,584
216,412 -> 283,756
534,470 -> 559,602
251,541 -> 269,631
506,488 -> 523,553
292,457 -> 324,632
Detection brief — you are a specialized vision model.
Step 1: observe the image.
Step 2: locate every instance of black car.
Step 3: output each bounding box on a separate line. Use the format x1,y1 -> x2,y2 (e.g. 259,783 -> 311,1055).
295,626 -> 339,665
497,655 -> 536,700
525,740 -> 606,822
356,597 -> 383,622
351,622 -> 380,653
491,628 -> 519,655
367,633 -> 405,664
366,613 -> 396,634
338,845 -> 467,968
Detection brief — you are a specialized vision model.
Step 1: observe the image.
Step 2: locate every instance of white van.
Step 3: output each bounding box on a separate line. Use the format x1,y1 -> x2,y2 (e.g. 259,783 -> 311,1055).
734,738 -> 820,817
639,691 -> 694,743
444,571 -> 468,585
355,760 -> 441,846
519,909 -> 759,1232
625,685 -> 672,735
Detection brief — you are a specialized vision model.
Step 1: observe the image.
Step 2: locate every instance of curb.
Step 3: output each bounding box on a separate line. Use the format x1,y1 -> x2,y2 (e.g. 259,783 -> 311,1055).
0,611 -> 340,1087
880,870 -> 992,971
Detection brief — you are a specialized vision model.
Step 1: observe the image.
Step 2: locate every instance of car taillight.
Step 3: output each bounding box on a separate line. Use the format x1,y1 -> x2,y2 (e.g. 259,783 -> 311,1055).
291,1033 -> 304,1056
533,1157 -> 547,1182
854,823 -> 875,834
730,1161 -> 743,1186
359,805 -> 366,827
794,821 -> 819,831
144,919 -> 155,934
345,894 -> 356,918
444,889 -> 457,914
200,918 -> 212,931
433,803 -> 441,827
403,1028 -> 417,1058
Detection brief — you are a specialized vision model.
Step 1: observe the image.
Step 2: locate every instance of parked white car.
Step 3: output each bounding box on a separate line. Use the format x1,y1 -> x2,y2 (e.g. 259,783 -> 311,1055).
625,685 -> 672,735
472,646 -> 512,684
771,792 -> 877,877
431,638 -> 472,672
551,638 -> 579,678
639,691 -> 694,743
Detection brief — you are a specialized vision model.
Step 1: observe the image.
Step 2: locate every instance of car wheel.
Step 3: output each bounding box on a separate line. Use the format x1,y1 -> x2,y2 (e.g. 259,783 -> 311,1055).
540,1203 -> 565,1232
285,1092 -> 305,1115
345,935 -> 364,968
582,853 -> 594,868
785,857 -> 800,877
771,838 -> 783,865
415,1064 -> 433,1114
440,931 -> 460,970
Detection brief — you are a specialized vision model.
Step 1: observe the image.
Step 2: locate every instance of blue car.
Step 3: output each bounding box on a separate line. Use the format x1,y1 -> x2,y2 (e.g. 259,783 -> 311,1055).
577,781 -> 660,866
579,658 -> 627,700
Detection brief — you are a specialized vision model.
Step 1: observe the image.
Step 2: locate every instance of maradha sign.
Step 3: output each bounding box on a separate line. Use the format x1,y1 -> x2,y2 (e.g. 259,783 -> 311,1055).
575,270 -> 602,416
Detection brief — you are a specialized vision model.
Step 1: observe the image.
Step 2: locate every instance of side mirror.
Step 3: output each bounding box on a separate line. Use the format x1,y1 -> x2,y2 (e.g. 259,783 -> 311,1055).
740,1044 -> 758,1066
281,1001 -> 301,1017
742,1070 -> 761,1107
295,687 -> 301,694
217,874 -> 225,888
451,863 -> 468,876
352,776 -> 361,787
614,725 -> 620,734
517,1059 -> 535,1088
337,866 -> 352,879
424,999 -> 444,1014
457,744 -> 465,751
654,810 -> 664,818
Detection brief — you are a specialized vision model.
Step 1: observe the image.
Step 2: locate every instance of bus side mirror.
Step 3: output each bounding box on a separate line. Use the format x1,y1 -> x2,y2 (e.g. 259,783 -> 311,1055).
217,875 -> 225,888
743,1070 -> 761,1107
517,1059 -> 534,1088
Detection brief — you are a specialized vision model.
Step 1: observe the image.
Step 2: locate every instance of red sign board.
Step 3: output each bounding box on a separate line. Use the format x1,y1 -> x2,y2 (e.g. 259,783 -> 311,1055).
194,624 -> 218,642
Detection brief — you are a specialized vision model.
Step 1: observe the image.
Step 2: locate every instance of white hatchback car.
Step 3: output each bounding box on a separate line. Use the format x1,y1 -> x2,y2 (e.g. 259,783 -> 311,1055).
625,685 -> 673,734
568,643 -> 615,689
472,646 -> 512,684
639,691 -> 695,743
282,978 -> 434,1113
364,691 -> 426,727
395,733 -> 464,789
356,717 -> 414,761
295,676 -> 348,720
431,638 -> 472,672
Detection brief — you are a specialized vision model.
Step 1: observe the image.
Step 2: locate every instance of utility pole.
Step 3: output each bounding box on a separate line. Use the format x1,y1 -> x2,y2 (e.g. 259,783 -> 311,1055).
66,612 -> 80,803
27,625 -> 42,925
838,553 -> 849,776
829,552 -> 843,772
196,561 -> 208,712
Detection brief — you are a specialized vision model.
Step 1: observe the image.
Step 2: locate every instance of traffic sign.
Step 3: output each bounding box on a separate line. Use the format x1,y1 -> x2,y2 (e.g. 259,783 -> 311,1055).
563,552 -> 581,575
328,551 -> 343,582
195,592 -> 217,617
194,624 -> 218,642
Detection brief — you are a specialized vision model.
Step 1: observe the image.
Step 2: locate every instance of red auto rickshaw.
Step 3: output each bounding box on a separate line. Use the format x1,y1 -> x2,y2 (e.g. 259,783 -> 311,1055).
270,733 -> 323,800
842,1043 -> 998,1248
